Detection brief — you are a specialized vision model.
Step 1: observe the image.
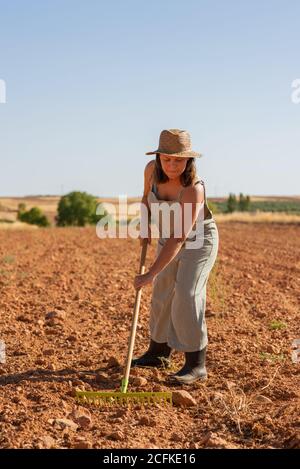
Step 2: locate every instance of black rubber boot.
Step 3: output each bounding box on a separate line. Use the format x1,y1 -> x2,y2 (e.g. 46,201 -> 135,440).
131,339 -> 172,368
170,347 -> 207,384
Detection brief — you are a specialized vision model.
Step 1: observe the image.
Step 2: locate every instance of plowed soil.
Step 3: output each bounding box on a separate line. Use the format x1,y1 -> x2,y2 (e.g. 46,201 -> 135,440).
0,223 -> 299,449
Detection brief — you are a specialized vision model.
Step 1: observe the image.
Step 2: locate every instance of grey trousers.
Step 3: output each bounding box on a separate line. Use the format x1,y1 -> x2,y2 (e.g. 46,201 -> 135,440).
149,219 -> 219,352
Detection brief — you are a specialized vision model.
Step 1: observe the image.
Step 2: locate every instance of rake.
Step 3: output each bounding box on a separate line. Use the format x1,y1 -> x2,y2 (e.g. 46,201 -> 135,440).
76,238 -> 172,406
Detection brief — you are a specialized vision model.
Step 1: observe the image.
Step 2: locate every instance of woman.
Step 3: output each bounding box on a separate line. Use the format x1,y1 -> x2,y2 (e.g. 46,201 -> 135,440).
133,129 -> 219,384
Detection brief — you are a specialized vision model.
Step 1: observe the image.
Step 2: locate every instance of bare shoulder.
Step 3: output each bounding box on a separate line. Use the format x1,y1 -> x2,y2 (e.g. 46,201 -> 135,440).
144,159 -> 155,184
144,159 -> 155,176
180,181 -> 204,204
143,159 -> 155,197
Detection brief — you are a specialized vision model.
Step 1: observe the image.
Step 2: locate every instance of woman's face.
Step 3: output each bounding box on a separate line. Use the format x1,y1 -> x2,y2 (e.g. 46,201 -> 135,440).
159,154 -> 189,180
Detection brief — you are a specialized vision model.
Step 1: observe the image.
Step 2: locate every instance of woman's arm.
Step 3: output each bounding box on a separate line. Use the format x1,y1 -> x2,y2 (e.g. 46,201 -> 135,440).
139,160 -> 155,244
148,183 -> 204,276
134,182 -> 204,289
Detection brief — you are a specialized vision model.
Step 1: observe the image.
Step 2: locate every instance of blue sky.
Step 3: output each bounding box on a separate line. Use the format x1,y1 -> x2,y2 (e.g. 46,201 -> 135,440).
0,0 -> 299,197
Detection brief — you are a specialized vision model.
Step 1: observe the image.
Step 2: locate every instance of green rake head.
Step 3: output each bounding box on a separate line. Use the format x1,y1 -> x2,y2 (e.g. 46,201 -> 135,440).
75,390 -> 172,406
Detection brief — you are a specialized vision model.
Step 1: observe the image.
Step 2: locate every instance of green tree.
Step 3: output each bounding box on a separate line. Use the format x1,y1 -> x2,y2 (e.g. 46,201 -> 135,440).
18,202 -> 26,216
17,203 -> 27,220
239,193 -> 251,211
18,207 -> 50,227
56,191 -> 108,227
227,193 -> 237,213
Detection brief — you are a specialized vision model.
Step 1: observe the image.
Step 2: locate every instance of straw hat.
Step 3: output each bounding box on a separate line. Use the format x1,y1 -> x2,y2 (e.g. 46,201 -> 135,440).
145,129 -> 202,158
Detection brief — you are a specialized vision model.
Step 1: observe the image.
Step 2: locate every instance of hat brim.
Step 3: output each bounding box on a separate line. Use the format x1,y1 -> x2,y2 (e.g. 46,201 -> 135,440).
145,150 -> 203,158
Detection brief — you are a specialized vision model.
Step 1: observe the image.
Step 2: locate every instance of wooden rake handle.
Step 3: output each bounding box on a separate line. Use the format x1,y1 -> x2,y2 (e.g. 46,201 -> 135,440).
121,238 -> 148,393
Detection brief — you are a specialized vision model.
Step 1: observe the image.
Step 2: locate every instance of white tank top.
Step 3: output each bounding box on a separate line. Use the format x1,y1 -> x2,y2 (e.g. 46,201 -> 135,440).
147,177 -> 214,241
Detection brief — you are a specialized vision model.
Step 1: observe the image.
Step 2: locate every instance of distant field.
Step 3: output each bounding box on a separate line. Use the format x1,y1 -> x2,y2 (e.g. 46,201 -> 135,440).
214,212 -> 300,224
0,196 -> 60,226
213,198 -> 300,215
1,194 -> 300,228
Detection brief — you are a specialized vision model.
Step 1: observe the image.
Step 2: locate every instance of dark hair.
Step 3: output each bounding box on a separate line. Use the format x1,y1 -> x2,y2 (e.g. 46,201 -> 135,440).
153,154 -> 197,186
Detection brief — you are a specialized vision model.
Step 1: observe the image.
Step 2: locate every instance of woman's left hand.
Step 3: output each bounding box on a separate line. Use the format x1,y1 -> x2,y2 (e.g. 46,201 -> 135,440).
134,271 -> 155,290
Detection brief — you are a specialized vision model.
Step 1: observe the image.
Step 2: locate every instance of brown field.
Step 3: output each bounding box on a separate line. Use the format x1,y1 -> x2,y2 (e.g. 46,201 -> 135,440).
0,222 -> 299,449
